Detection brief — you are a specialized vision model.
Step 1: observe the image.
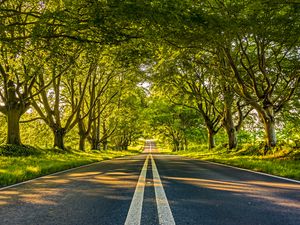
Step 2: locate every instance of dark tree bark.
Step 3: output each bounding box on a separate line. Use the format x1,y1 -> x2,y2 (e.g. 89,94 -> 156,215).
264,117 -> 276,147
173,139 -> 180,151
77,112 -> 91,151
90,111 -> 101,150
0,80 -> 30,145
223,35 -> 299,148
258,105 -> 277,149
222,90 -> 237,149
102,139 -> 108,150
184,137 -> 188,151
7,108 -> 22,145
32,56 -> 87,150
91,139 -> 100,150
53,128 -> 66,149
79,134 -> 87,151
196,103 -> 221,150
207,128 -> 216,149
227,128 -> 237,149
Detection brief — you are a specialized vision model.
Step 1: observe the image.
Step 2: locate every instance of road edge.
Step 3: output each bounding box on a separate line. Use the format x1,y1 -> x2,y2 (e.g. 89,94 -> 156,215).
162,153 -> 300,184
0,154 -> 140,191
204,159 -> 300,184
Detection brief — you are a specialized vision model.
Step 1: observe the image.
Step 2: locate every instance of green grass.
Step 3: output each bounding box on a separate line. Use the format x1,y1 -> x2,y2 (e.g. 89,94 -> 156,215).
167,145 -> 300,181
0,145 -> 141,188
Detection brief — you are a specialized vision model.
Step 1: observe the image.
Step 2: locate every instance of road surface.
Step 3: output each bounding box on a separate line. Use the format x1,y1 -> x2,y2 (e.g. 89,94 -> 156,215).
0,140 -> 299,225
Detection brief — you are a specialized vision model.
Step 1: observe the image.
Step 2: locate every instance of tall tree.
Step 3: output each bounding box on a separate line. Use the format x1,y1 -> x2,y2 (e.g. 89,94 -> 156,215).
153,50 -> 223,149
110,86 -> 147,150
77,56 -> 120,151
149,94 -> 201,151
0,0 -> 46,145
31,43 -> 87,149
162,0 -> 300,148
217,1 -> 300,148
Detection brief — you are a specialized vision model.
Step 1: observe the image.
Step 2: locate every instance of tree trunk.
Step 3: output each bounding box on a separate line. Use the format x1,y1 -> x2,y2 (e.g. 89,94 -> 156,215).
173,139 -> 180,151
90,111 -> 100,150
258,104 -> 277,149
7,109 -> 22,145
184,137 -> 188,151
263,116 -> 276,148
223,116 -> 238,149
4,80 -> 28,145
96,101 -> 101,148
102,139 -> 108,151
208,128 -> 215,149
122,139 -> 129,150
226,128 -> 237,149
223,92 -> 237,149
53,128 -> 66,149
91,138 -> 100,150
77,118 -> 88,151
79,135 -> 86,151
180,142 -> 184,151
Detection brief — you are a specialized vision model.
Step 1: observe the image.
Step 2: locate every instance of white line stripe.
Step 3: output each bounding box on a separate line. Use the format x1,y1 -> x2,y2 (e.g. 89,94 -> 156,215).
151,154 -> 176,225
125,155 -> 149,225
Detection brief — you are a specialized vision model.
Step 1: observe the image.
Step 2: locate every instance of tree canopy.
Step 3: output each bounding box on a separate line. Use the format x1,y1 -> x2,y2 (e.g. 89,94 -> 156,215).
0,0 -> 299,153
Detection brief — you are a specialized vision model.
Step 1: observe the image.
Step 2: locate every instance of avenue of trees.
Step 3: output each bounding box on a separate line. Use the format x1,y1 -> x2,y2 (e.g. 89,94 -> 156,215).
0,0 -> 299,153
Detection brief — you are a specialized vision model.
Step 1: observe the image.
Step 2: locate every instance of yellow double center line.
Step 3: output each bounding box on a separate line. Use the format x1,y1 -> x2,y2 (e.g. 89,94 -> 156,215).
125,154 -> 175,225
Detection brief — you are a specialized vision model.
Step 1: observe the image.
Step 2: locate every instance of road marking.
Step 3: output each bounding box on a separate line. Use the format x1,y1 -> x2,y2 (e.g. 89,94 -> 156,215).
151,154 -> 176,225
202,160 -> 300,184
0,160 -> 104,191
125,155 -> 149,225
0,155 -> 135,191
125,154 -> 175,225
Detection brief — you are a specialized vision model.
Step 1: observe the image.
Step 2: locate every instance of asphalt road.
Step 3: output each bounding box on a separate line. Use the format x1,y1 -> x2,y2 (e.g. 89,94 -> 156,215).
0,141 -> 299,225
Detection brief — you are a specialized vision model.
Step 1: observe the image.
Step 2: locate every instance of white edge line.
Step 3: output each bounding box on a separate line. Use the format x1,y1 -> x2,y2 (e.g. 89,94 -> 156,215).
0,155 -> 132,191
197,158 -> 300,184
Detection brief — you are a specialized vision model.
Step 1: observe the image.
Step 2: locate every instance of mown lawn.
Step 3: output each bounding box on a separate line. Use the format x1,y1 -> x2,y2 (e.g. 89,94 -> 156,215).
168,146 -> 300,181
0,146 -> 141,188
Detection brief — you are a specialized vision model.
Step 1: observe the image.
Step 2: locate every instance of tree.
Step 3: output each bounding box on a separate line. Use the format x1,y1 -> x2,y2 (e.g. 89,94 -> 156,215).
0,0 -> 47,145
160,0 -> 300,148
31,43 -> 87,149
152,49 -> 223,149
149,94 -> 201,151
217,1 -> 300,148
76,51 -> 121,151
110,86 -> 147,150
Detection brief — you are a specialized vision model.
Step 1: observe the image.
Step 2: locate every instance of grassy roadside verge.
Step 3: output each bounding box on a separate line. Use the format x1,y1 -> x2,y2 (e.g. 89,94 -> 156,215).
0,146 -> 141,188
167,146 -> 300,181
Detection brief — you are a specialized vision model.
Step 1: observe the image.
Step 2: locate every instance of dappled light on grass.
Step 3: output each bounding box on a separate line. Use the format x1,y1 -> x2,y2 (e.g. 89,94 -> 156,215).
26,166 -> 40,173
166,176 -> 300,209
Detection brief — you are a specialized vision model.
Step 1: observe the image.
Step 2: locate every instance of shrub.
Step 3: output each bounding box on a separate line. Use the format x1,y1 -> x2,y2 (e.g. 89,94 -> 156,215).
0,145 -> 41,157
